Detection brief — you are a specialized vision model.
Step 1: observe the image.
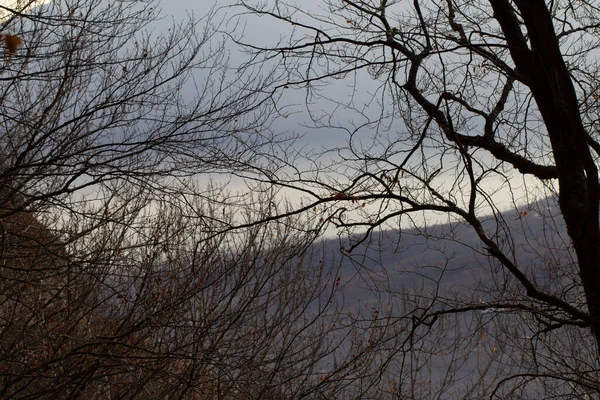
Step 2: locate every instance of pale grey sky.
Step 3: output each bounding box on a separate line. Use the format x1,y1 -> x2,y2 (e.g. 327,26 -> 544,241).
160,0 -> 544,219
8,0 -> 540,225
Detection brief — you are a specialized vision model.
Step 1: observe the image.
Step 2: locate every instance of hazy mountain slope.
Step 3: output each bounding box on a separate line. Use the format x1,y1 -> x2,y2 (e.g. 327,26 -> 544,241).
304,197 -> 583,397
318,196 -> 570,301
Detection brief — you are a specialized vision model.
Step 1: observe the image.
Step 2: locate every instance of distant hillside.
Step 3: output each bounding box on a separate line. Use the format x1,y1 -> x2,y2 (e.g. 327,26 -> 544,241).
303,196 -> 583,397
315,194 -> 572,309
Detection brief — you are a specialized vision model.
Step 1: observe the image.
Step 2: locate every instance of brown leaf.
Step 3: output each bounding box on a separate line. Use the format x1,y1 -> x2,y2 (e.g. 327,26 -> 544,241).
4,35 -> 22,54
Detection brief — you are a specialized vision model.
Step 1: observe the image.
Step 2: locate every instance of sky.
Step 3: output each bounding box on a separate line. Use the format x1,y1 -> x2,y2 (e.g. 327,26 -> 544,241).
157,0 -> 547,222
0,0 -> 52,19
2,0 -> 549,231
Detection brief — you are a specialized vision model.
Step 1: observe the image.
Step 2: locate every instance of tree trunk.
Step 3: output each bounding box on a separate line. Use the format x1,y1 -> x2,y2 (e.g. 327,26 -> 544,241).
492,0 -> 600,348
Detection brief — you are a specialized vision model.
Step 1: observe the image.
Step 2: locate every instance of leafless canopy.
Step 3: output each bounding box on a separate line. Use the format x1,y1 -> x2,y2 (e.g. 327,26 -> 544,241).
0,0 -> 349,398
227,0 -> 600,397
4,0 -> 600,397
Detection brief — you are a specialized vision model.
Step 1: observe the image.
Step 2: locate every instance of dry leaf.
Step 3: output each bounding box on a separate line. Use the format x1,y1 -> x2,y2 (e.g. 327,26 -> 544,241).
3,34 -> 22,54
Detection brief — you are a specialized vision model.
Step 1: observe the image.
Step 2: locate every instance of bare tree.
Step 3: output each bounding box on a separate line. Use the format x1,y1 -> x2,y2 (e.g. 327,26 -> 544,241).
1,184 -> 353,398
0,0 -> 281,216
0,0 -> 355,398
227,0 -> 600,396
5,0 -> 600,396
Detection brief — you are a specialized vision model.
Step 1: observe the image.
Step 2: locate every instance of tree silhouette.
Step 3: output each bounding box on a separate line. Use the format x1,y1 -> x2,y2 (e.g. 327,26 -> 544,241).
0,0 -> 345,398
230,0 -> 600,396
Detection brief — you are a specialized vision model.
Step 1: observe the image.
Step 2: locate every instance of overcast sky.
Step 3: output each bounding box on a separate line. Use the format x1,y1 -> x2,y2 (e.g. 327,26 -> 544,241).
159,0 -> 541,217
2,0 -> 539,223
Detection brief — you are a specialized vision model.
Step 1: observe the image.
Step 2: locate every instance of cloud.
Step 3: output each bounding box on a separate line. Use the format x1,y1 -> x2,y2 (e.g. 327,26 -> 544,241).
0,0 -> 52,20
